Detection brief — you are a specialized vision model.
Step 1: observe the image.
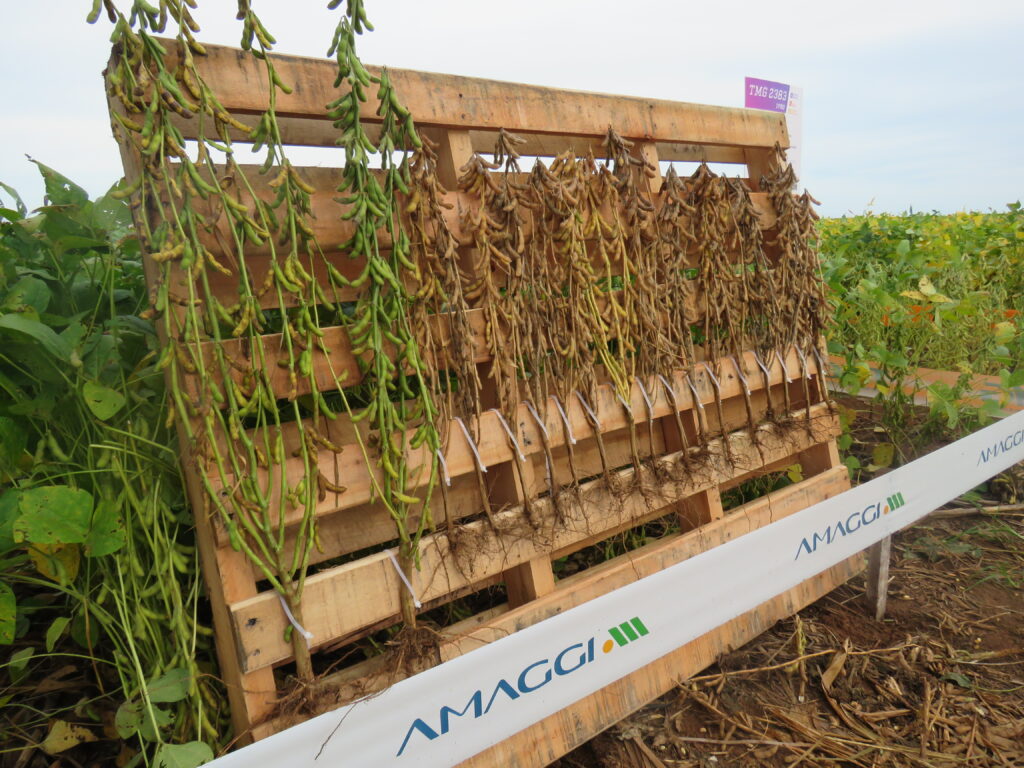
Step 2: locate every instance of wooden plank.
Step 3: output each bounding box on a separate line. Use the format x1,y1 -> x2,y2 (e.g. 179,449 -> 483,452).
866,536 -> 892,621
258,465 -> 851,737
229,404 -> 839,672
162,41 -> 789,150
458,555 -> 863,767
168,113 -> 750,164
208,348 -> 822,530
442,466 -> 850,659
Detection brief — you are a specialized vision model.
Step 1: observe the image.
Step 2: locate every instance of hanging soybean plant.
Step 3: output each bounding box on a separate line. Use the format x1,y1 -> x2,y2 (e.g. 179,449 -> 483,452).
102,0 -> 338,682
327,0 -> 442,628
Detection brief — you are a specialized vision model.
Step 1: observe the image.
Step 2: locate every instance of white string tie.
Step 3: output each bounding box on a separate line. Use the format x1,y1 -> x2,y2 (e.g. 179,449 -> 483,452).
550,396 -> 576,445
455,416 -> 487,473
616,392 -> 633,413
386,550 -> 422,609
684,373 -> 707,416
731,356 -> 751,396
574,390 -> 602,429
524,400 -> 549,439
277,594 -> 314,645
635,377 -> 654,418
703,364 -> 721,391
657,374 -> 677,403
435,448 -> 451,486
490,408 -> 526,462
795,347 -> 812,379
753,351 -> 772,380
776,349 -> 793,382
812,346 -> 827,377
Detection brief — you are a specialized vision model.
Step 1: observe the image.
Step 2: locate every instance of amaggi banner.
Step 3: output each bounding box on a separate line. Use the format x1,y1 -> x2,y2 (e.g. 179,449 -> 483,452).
208,408 -> 1024,767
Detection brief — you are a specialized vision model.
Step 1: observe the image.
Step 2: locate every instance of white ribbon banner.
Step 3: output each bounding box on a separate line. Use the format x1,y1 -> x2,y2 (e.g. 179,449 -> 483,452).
210,409 -> 1024,767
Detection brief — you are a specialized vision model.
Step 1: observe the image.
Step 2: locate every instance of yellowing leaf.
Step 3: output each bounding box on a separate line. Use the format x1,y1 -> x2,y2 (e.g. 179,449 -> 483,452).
929,293 -> 953,304
786,464 -> 804,483
27,542 -> 80,583
821,650 -> 848,693
41,720 -> 96,755
993,321 -> 1016,344
900,290 -> 928,301
918,276 -> 937,296
871,442 -> 895,469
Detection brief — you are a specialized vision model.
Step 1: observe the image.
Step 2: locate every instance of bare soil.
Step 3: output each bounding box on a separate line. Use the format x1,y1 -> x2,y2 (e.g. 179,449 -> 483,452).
556,488 -> 1024,767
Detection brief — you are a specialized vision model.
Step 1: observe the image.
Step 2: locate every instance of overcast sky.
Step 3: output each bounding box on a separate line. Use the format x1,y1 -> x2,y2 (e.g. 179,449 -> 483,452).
1,0 -> 1022,217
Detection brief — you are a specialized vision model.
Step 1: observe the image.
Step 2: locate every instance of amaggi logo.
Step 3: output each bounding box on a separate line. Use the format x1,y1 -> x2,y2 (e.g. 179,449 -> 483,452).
794,491 -> 905,560
396,616 -> 651,757
977,425 -> 1024,466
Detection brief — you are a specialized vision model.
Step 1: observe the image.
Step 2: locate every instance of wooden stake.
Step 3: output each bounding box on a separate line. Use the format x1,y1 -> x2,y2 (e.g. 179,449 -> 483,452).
865,535 -> 892,621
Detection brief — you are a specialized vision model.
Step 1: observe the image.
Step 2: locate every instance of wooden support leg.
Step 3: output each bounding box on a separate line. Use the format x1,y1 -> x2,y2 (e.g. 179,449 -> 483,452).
676,487 -> 724,531
797,440 -> 841,477
865,536 -> 892,621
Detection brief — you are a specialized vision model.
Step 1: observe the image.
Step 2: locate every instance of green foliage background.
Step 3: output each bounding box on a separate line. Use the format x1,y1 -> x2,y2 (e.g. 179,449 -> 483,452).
0,166 -> 221,766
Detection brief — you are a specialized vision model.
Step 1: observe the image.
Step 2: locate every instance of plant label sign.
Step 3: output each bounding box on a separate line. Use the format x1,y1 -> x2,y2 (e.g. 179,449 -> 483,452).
744,77 -> 790,113
745,77 -> 804,180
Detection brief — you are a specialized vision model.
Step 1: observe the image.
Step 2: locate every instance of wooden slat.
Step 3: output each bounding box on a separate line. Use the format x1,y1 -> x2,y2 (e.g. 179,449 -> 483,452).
169,112 -> 751,164
163,41 -> 788,150
229,403 -> 838,672
278,378 -> 799,565
208,348 -> 822,535
258,465 -> 851,737
442,466 -> 850,659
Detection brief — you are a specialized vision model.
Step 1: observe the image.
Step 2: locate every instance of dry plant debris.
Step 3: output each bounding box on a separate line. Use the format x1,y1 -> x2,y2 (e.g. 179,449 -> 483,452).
556,479 -> 1024,768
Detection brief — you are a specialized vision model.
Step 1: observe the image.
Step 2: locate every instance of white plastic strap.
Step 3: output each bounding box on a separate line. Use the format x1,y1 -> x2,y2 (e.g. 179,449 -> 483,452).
776,349 -> 793,383
635,377 -> 654,418
277,594 -> 314,644
550,396 -> 576,445
574,390 -> 602,430
455,416 -> 487,473
731,356 -> 751,396
435,448 -> 451,486
490,409 -> 526,462
524,400 -> 549,439
615,392 -> 633,413
386,550 -> 422,609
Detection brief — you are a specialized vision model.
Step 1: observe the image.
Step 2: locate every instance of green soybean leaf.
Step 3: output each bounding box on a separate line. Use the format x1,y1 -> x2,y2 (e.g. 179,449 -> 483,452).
115,701 -> 142,739
83,500 -> 126,557
45,616 -> 70,652
138,706 -> 172,741
0,582 -> 15,644
155,742 -> 214,768
30,160 -> 89,208
147,668 -> 190,703
0,492 -> 19,552
0,314 -> 71,361
82,381 -> 126,421
8,646 -> 33,684
15,486 -> 93,545
0,181 -> 27,217
3,276 -> 51,313
0,419 -> 27,477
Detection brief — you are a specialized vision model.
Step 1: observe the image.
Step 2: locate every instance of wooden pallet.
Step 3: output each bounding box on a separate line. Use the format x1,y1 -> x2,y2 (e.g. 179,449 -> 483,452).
106,40 -> 852,762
